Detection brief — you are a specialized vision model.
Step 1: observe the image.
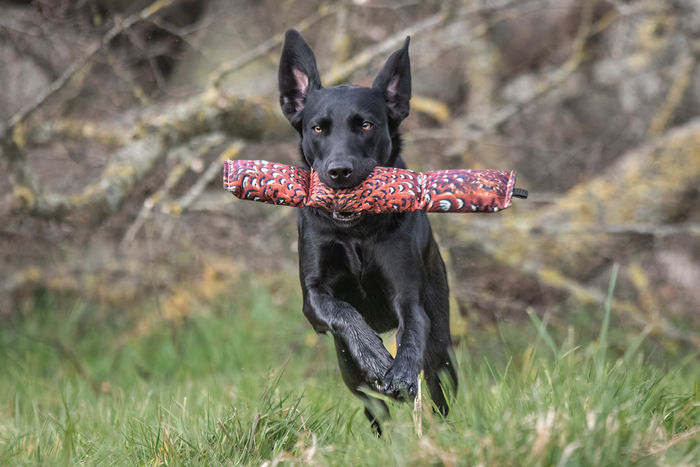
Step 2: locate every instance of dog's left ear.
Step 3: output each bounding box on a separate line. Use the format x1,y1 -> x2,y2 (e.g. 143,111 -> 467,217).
372,36 -> 411,123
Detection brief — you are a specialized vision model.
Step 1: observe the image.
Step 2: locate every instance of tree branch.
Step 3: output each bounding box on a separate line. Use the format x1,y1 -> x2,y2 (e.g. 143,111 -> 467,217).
323,6 -> 449,85
441,119 -> 700,348
5,0 -> 181,132
160,140 -> 246,241
119,132 -> 228,250
209,3 -> 341,88
11,90 -> 289,221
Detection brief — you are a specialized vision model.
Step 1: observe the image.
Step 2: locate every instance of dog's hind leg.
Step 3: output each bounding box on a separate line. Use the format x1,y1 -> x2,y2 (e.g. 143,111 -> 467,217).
423,339 -> 458,416
333,335 -> 389,435
422,246 -> 458,416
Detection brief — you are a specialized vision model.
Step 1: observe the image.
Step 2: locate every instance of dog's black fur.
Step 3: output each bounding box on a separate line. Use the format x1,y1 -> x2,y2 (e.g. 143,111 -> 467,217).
278,30 -> 457,432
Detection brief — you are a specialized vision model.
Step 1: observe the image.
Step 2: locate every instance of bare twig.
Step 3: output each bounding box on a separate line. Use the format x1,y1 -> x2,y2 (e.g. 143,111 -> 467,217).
173,143 -> 243,211
160,140 -> 246,241
0,0 -> 182,220
27,118 -> 126,147
329,4 -> 351,74
210,3 -> 341,88
323,6 -> 449,85
149,17 -> 214,62
120,132 -> 228,250
514,260 -> 700,349
449,222 -> 700,349
8,89 -> 287,221
6,0 -> 180,132
483,0 -> 637,132
440,119 -> 700,349
649,47 -> 696,136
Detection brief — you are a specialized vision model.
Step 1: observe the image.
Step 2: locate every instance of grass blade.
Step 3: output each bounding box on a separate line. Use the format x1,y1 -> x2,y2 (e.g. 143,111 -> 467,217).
598,263 -> 619,375
527,308 -> 558,356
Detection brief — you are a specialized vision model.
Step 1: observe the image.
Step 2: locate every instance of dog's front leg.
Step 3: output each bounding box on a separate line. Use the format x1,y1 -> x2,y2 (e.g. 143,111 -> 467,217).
303,288 -> 393,390
381,295 -> 429,400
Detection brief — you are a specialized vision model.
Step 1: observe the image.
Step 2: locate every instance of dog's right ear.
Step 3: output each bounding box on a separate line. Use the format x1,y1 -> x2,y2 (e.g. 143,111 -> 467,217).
279,30 -> 322,128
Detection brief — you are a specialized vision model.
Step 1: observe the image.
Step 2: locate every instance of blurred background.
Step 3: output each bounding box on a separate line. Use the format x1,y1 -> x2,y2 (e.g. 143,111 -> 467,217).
1,0 -> 699,353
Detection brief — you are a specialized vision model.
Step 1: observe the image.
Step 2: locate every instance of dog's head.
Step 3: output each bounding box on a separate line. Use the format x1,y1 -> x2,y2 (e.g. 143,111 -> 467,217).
278,29 -> 411,190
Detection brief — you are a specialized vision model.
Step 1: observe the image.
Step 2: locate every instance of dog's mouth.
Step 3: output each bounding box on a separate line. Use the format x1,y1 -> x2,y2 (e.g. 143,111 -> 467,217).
331,211 -> 363,224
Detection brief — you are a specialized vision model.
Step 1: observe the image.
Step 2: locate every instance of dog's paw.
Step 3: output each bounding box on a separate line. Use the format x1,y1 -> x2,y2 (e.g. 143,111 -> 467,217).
381,364 -> 418,401
353,333 -> 394,389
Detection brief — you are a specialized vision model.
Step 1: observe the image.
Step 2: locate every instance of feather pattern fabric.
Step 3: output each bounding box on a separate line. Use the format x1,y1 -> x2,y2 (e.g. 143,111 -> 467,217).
224,160 -> 519,213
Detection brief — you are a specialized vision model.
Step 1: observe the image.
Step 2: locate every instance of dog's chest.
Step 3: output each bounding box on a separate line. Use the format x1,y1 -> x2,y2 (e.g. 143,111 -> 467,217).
323,241 -> 397,332
322,241 -> 371,291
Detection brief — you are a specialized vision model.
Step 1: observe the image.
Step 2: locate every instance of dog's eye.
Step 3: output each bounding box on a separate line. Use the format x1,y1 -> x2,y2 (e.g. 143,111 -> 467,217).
361,121 -> 373,130
312,125 -> 323,134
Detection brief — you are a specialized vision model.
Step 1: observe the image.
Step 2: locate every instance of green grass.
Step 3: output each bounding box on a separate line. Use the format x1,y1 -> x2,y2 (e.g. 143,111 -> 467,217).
0,277 -> 698,466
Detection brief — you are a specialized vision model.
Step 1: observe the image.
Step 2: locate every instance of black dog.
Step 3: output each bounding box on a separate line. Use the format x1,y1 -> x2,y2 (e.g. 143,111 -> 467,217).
278,29 -> 457,431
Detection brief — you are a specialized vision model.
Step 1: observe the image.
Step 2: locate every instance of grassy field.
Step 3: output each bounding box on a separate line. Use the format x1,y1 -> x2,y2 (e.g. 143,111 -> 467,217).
1,276 -> 698,466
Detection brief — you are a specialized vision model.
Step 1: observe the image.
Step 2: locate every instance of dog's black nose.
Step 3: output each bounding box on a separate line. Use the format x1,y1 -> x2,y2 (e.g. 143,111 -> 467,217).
327,161 -> 353,181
